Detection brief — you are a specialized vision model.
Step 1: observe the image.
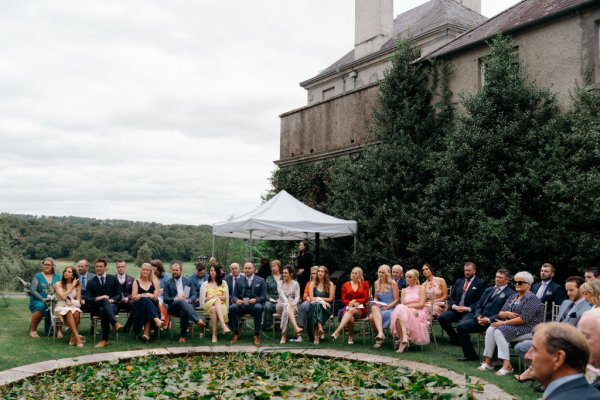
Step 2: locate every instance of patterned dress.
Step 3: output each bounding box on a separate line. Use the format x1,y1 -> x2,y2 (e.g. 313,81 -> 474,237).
423,278 -> 448,318
496,291 -> 543,341
390,285 -> 430,345
29,272 -> 60,313
54,282 -> 82,323
276,280 -> 300,331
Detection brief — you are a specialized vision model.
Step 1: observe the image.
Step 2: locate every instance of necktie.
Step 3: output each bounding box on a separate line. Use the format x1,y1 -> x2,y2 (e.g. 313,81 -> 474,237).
463,279 -> 470,292
100,276 -> 105,286
492,287 -> 500,297
81,276 -> 86,290
559,302 -> 575,322
536,282 -> 547,299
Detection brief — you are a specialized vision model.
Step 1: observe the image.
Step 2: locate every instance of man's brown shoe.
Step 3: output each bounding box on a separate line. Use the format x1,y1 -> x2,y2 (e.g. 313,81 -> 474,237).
178,337 -> 187,344
230,334 -> 240,344
94,340 -> 109,348
114,322 -> 124,333
253,335 -> 261,346
196,320 -> 205,329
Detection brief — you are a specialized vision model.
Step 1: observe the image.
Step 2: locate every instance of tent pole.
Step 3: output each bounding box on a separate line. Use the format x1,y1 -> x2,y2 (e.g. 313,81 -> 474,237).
315,232 -> 320,265
249,230 -> 253,262
353,234 -> 357,255
211,234 -> 215,257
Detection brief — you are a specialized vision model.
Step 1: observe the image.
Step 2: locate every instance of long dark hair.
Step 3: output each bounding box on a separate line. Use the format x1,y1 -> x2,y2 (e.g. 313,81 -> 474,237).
300,240 -> 309,255
60,266 -> 79,288
315,265 -> 331,295
210,265 -> 224,286
150,259 -> 165,278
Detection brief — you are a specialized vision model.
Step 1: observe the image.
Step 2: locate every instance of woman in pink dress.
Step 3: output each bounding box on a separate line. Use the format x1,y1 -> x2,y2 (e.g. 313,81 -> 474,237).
390,269 -> 430,352
421,263 -> 448,318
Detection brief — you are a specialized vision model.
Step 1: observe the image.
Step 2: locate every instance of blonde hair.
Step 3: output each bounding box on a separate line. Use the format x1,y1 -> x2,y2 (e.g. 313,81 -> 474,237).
405,269 -> 420,281
375,264 -> 392,292
139,262 -> 159,287
351,267 -> 364,282
581,280 -> 600,306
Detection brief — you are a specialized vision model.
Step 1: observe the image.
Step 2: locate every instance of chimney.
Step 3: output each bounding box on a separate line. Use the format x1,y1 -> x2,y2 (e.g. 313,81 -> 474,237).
354,0 -> 393,60
456,0 -> 481,14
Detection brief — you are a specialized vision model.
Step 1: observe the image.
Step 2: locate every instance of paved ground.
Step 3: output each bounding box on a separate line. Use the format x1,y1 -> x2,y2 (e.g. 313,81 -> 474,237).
0,346 -> 513,399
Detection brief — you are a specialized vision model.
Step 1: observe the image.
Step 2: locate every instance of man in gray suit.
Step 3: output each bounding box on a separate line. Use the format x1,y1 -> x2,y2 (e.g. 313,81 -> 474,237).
229,261 -> 266,346
77,259 -> 95,310
526,322 -> 598,399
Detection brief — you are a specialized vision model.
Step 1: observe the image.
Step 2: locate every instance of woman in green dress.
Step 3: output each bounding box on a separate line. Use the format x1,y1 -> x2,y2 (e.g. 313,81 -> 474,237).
307,265 -> 335,344
29,257 -> 61,338
262,259 -> 282,331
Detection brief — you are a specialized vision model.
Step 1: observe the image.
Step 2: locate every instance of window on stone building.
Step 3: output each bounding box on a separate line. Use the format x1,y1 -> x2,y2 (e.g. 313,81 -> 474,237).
322,87 -> 335,101
478,46 -> 520,88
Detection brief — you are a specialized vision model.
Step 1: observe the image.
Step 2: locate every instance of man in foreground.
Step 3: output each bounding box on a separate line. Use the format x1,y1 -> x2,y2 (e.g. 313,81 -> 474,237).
229,261 -> 266,346
526,322 -> 598,399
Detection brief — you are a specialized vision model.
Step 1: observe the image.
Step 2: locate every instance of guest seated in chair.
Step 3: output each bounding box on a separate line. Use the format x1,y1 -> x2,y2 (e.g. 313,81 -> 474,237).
54,266 -> 84,347
331,267 -> 369,345
163,261 -> 204,344
455,268 -> 515,361
85,258 -> 124,348
390,269 -> 430,352
262,260 -> 282,331
477,271 -> 543,376
199,265 -> 231,343
580,280 -> 600,309
370,264 -> 399,349
438,262 -> 486,345
276,265 -> 301,343
531,263 -> 566,322
421,263 -> 448,318
307,265 -> 335,345
131,263 -> 163,343
526,322 -> 598,399
115,260 -> 135,333
28,257 -> 60,338
289,266 -> 318,343
229,261 -> 266,346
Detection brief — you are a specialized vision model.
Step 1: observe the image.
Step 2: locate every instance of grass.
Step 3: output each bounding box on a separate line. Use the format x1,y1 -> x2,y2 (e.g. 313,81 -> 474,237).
0,298 -> 535,399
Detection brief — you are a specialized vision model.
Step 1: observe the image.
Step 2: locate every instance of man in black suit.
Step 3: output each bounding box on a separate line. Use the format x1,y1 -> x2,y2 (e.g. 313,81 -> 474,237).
531,263 -> 566,321
163,261 -> 205,344
84,258 -> 123,348
456,268 -> 515,361
223,262 -> 242,300
392,264 -> 406,289
526,322 -> 598,399
229,261 -> 266,346
579,309 -> 600,391
437,262 -> 487,345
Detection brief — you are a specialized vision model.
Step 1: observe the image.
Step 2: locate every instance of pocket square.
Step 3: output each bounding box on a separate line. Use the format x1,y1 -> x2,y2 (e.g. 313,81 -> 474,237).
255,283 -> 260,288
471,287 -> 477,290
500,294 -> 505,298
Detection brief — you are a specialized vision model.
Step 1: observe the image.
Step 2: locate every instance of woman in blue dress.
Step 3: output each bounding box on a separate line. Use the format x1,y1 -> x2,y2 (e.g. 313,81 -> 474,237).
29,257 -> 61,338
369,264 -> 399,348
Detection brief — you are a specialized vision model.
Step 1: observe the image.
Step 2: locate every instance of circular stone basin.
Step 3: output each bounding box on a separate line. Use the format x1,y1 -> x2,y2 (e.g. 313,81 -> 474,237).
0,352 -> 479,399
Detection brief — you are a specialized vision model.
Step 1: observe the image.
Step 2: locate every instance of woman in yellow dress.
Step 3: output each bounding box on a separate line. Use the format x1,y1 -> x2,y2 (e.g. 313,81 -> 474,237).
199,265 -> 231,343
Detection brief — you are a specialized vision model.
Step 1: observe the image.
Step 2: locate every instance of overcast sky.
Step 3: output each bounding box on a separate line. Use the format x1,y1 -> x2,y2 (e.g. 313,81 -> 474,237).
0,0 -> 520,225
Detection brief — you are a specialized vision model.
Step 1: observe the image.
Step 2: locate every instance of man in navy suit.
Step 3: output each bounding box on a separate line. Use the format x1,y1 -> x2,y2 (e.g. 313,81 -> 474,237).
526,322 -> 598,399
84,258 -> 123,348
455,268 -> 515,361
438,262 -> 487,345
115,260 -> 135,332
392,264 -> 406,289
531,263 -> 566,321
163,261 -> 205,344
229,261 -> 266,346
77,259 -> 96,311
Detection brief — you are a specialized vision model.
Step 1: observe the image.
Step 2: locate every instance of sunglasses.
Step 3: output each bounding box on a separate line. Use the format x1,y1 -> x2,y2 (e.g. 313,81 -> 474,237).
514,281 -> 529,285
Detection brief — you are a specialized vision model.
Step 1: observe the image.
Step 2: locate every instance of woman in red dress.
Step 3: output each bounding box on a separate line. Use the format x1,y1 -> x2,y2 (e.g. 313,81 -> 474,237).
331,267 -> 370,344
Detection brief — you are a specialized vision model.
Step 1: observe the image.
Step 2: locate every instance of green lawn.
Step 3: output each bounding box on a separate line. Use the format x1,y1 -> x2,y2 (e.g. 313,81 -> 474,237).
0,298 -> 535,399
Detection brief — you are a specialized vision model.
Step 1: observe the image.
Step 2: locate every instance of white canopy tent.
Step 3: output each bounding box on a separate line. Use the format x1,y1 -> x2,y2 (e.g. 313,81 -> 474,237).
212,190 -> 357,258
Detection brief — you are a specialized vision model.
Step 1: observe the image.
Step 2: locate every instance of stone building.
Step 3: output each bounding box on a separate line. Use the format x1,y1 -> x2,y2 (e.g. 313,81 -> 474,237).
276,0 -> 600,168
277,0 -> 486,167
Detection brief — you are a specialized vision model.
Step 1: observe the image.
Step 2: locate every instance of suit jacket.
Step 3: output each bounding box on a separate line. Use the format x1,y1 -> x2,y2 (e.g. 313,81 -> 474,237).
448,276 -> 487,309
556,299 -> 591,326
84,274 -> 123,308
471,285 -> 516,322
224,274 -> 241,299
231,274 -> 266,305
546,375 -> 600,400
117,274 -> 135,299
163,276 -> 197,306
531,280 -> 567,321
79,272 -> 96,297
